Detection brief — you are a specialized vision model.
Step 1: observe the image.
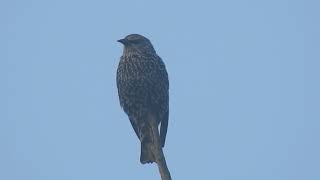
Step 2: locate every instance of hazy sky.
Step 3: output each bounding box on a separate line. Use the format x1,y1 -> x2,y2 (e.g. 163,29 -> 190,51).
2,0 -> 319,179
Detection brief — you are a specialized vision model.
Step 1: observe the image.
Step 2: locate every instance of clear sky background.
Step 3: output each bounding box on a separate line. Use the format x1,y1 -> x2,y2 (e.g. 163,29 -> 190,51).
2,0 -> 319,179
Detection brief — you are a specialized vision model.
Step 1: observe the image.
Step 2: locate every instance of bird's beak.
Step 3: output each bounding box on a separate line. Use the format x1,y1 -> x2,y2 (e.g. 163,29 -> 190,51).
117,38 -> 128,45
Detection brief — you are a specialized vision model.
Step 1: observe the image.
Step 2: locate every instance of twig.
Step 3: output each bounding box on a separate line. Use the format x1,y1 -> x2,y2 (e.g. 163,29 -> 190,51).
149,114 -> 172,180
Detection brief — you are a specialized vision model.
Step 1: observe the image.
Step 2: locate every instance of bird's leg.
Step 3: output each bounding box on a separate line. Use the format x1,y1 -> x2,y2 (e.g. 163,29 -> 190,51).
148,113 -> 172,180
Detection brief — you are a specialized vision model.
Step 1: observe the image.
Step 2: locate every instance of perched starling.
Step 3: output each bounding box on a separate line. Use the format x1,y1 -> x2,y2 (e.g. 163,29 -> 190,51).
116,34 -> 169,164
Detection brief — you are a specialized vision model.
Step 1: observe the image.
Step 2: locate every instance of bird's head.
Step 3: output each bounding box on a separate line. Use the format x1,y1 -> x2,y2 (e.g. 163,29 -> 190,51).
118,34 -> 156,55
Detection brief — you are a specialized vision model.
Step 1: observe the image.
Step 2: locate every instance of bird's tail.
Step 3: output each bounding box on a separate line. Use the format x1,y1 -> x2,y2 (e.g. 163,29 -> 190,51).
140,124 -> 155,164
140,141 -> 155,164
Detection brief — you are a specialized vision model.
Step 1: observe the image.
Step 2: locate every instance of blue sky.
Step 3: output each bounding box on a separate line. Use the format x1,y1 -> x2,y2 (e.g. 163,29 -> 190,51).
2,0 -> 319,179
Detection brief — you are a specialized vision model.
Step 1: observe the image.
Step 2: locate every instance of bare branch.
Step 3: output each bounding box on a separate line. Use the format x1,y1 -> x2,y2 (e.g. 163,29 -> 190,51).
149,114 -> 172,180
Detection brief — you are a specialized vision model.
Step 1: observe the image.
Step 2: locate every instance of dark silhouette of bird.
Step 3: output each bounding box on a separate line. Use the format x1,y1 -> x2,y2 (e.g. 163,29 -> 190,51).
116,34 -> 169,164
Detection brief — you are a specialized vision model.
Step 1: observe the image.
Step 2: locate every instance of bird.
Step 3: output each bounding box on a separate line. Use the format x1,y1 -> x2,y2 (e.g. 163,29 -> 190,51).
116,34 -> 169,164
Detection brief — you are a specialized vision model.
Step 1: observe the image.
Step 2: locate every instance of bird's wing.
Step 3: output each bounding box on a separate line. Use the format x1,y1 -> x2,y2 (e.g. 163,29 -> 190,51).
128,116 -> 140,140
117,59 -> 141,140
160,108 -> 169,147
158,56 -> 169,147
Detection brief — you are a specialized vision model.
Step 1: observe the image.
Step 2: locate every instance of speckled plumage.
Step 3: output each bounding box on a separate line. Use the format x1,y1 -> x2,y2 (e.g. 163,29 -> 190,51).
116,34 -> 169,164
